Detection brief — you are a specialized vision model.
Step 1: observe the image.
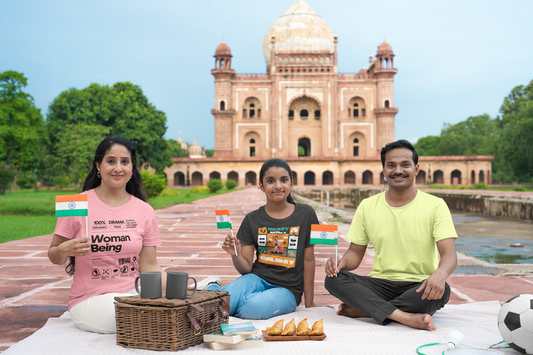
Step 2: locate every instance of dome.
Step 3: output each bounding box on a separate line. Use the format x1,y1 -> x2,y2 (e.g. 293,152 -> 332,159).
177,137 -> 187,150
377,40 -> 393,55
215,40 -> 232,56
263,0 -> 335,66
188,142 -> 202,157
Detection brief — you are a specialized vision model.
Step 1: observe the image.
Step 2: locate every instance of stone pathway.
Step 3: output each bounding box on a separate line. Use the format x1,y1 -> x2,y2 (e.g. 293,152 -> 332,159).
1,187 -> 533,352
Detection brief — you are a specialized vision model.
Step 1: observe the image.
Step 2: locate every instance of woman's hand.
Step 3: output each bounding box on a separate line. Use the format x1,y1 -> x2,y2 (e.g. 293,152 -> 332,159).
221,233 -> 241,256
48,235 -> 91,265
57,237 -> 91,258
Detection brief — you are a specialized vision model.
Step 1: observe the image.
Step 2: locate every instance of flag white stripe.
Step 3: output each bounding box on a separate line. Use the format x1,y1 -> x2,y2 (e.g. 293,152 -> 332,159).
310,231 -> 338,240
55,201 -> 88,211
216,215 -> 231,223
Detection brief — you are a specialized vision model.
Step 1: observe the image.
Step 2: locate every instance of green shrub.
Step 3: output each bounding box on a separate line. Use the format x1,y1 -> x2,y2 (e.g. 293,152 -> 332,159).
191,186 -> 208,193
0,166 -> 16,195
207,179 -> 224,193
140,171 -> 167,199
159,188 -> 180,197
225,179 -> 237,190
16,177 -> 33,189
512,186 -> 527,192
473,182 -> 486,189
54,176 -> 72,189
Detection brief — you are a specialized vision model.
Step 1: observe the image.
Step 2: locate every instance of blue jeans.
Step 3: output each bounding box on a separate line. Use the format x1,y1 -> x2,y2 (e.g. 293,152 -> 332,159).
206,273 -> 297,319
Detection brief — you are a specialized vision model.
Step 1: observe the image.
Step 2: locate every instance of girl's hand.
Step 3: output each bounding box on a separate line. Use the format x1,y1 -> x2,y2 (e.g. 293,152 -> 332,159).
222,233 -> 240,256
58,237 -> 91,257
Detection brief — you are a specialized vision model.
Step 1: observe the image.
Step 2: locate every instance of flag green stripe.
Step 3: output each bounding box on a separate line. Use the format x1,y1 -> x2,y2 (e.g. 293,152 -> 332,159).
216,221 -> 232,229
56,209 -> 88,217
310,238 -> 338,245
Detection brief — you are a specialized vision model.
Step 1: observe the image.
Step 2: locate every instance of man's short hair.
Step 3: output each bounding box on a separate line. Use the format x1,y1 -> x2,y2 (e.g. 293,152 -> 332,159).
380,139 -> 418,167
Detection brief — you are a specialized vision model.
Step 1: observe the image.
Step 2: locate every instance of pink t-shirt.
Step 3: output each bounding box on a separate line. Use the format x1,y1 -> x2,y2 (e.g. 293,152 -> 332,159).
54,189 -> 161,310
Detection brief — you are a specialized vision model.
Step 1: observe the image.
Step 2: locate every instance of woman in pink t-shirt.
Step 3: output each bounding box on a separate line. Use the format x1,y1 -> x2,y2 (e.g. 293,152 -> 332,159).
48,136 -> 166,333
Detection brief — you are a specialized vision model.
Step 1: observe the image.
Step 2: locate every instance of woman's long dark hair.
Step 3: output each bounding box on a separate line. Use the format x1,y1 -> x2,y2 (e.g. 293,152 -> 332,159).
66,135 -> 145,275
259,158 -> 296,204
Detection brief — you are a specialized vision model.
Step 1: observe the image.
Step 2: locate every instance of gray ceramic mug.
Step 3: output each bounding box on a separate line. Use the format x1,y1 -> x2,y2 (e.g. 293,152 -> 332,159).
166,272 -> 197,299
134,271 -> 162,299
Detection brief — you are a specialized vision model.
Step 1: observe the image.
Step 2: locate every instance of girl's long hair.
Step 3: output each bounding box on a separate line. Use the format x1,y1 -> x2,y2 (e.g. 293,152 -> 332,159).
258,158 -> 296,204
66,136 -> 145,275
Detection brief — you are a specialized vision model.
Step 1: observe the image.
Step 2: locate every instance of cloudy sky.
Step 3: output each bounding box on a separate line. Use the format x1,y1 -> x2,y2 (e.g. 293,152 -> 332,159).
2,0 -> 533,148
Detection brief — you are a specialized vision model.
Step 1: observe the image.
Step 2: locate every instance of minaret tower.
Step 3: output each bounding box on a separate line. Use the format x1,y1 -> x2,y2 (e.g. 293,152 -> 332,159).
372,40 -> 398,152
211,40 -> 236,157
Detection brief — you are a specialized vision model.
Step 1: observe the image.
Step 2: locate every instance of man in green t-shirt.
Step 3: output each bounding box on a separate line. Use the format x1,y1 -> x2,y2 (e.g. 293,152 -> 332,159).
325,140 -> 457,331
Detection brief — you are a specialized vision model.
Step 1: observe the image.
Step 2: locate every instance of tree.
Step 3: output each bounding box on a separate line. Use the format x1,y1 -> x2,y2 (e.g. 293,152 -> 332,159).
55,124 -> 110,186
46,82 -> 172,172
0,71 -> 46,172
414,136 -> 441,156
498,80 -> 533,182
438,114 -> 498,156
205,149 -> 214,158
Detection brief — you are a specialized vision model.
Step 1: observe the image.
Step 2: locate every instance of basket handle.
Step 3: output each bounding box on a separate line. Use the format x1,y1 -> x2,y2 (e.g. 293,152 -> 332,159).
186,311 -> 219,333
219,297 -> 230,317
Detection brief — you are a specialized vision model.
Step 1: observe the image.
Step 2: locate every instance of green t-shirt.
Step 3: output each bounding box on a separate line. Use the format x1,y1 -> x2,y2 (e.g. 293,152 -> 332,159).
346,190 -> 457,282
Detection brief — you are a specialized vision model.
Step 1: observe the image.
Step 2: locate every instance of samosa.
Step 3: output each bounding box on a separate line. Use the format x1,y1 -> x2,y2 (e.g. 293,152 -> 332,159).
309,319 -> 324,335
281,318 -> 296,336
266,319 -> 284,335
296,318 -> 310,336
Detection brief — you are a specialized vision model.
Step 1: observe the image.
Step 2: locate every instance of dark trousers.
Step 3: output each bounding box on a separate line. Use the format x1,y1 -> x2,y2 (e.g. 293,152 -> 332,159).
324,270 -> 450,325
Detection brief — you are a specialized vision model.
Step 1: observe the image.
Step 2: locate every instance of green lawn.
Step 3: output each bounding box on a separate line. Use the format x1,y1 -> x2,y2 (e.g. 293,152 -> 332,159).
0,188 -> 238,243
0,215 -> 58,243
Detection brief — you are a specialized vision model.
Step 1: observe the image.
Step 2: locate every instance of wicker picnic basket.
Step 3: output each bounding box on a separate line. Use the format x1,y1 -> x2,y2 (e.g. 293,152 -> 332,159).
115,290 -> 230,351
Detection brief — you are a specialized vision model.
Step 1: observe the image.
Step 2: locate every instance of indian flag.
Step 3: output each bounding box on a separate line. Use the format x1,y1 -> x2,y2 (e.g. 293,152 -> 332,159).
310,224 -> 338,245
215,210 -> 232,229
56,195 -> 88,217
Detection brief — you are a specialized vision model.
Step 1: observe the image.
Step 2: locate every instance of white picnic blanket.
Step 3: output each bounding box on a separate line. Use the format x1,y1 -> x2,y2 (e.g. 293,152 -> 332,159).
2,301 -> 512,355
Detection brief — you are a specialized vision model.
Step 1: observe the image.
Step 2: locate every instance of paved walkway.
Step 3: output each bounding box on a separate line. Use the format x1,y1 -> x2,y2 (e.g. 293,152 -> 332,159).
1,187 -> 533,352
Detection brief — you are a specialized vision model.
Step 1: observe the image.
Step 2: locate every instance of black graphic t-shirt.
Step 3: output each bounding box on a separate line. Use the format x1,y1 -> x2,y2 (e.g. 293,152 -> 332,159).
237,203 -> 319,305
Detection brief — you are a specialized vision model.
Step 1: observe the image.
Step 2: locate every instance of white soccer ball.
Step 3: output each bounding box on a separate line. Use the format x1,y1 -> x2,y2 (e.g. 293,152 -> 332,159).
498,294 -> 533,354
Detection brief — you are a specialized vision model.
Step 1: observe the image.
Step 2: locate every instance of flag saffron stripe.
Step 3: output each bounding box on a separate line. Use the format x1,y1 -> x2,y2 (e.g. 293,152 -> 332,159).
55,195 -> 88,203
311,224 -> 338,232
215,210 -> 230,216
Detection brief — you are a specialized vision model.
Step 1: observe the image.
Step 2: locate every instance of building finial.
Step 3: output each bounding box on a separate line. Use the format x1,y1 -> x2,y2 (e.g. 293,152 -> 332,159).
221,36 -> 225,44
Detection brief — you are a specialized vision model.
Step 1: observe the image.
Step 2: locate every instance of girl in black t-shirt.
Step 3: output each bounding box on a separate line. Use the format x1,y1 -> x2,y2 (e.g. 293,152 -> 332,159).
201,158 -> 318,319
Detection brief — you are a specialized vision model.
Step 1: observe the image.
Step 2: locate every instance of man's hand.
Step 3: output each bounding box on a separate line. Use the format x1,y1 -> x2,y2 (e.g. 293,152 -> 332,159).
416,270 -> 446,300
325,255 -> 345,277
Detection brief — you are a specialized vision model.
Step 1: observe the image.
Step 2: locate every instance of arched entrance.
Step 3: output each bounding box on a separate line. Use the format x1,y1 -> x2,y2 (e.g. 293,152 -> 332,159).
292,171 -> 298,186
433,170 -> 444,184
471,170 -> 475,185
174,172 -> 185,186
304,171 -> 315,185
210,171 -> 220,180
416,170 -> 426,185
227,171 -> 238,185
344,171 -> 355,185
362,170 -> 373,185
479,170 -> 484,183
451,170 -> 462,185
322,171 -> 333,185
191,172 -> 203,186
246,171 -> 257,185
298,138 -> 311,157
